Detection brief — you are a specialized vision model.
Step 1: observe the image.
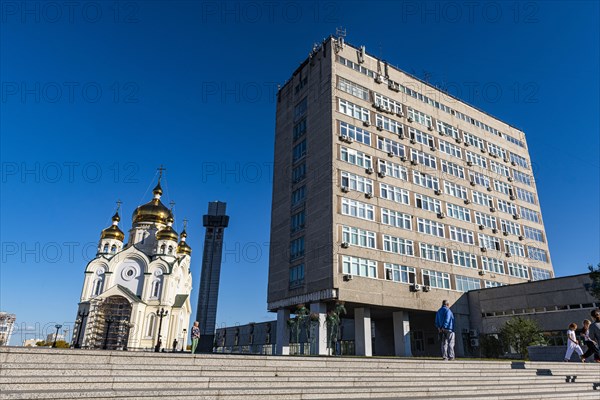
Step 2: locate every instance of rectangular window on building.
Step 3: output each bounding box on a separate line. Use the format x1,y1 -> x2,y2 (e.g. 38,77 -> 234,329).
375,114 -> 403,135
417,218 -> 445,238
523,226 -> 544,242
530,266 -> 551,281
449,226 -> 475,244
294,97 -> 307,121
380,183 -> 410,205
438,139 -> 463,159
527,246 -> 548,262
378,159 -> 408,181
382,235 -> 414,256
341,146 -> 372,169
290,237 -> 305,260
436,121 -> 460,139
446,203 -> 471,222
291,186 -> 306,207
520,206 -> 540,223
340,171 -> 374,194
452,250 -> 478,269
342,255 -> 377,278
415,193 -> 441,213
508,262 -> 529,279
341,197 -> 375,221
377,136 -> 405,157
342,225 -> 376,249
441,160 -> 466,180
292,163 -> 306,183
455,275 -> 481,292
420,243 -> 448,263
412,170 -> 439,191
482,256 -> 505,274
475,212 -> 497,229
381,208 -> 412,230
338,77 -> 370,101
292,140 -> 306,163
340,121 -> 371,146
293,118 -> 307,141
422,269 -> 450,289
290,211 -> 305,233
384,263 -> 415,283
289,264 -> 305,288
338,98 -> 370,122
443,181 -> 468,200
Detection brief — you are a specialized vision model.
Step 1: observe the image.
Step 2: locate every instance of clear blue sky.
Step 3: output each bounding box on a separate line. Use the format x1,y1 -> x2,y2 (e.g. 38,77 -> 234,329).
1,1 -> 598,345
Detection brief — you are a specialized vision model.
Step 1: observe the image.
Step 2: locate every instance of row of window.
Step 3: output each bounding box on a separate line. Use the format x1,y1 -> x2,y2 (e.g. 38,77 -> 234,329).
338,120 -> 539,207
338,169 -> 545,242
338,100 -> 534,187
337,56 -> 526,149
340,255 -> 551,291
340,197 -> 549,261
340,219 -> 547,263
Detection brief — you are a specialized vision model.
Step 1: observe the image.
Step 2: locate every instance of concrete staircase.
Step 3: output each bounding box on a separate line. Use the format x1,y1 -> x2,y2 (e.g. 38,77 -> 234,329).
1,347 -> 599,399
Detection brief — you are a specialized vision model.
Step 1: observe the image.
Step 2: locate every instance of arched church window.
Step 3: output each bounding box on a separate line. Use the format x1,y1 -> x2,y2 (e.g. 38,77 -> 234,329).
167,246 -> 173,255
103,243 -> 109,253
146,314 -> 156,337
92,279 -> 103,296
110,245 -> 117,253
151,280 -> 161,298
160,244 -> 166,254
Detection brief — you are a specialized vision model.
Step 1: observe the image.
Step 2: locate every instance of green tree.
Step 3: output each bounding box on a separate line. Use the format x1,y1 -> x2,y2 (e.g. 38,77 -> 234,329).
499,317 -> 546,359
588,263 -> 600,300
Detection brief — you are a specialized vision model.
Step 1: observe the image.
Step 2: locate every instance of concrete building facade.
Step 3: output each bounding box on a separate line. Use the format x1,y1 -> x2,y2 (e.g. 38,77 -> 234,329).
268,36 -> 554,357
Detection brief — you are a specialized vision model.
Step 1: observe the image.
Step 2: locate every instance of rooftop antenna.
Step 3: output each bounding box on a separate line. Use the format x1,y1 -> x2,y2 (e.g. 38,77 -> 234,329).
423,70 -> 432,84
335,27 -> 346,53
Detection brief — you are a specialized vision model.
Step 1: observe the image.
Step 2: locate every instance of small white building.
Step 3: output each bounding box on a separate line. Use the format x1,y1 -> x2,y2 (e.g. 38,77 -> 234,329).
0,312 -> 16,346
73,178 -> 193,351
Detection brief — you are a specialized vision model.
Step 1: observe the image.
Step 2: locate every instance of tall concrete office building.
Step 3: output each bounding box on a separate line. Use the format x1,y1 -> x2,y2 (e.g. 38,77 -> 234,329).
196,201 -> 229,352
268,36 -> 553,357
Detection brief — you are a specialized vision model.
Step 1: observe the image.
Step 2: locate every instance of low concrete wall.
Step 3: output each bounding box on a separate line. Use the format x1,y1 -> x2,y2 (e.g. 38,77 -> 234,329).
528,345 -> 590,362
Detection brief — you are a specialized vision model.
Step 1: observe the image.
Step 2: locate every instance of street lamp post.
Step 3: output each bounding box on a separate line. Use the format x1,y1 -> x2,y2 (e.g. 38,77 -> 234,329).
74,310 -> 89,348
154,308 -> 168,352
52,324 -> 62,348
103,317 -> 114,350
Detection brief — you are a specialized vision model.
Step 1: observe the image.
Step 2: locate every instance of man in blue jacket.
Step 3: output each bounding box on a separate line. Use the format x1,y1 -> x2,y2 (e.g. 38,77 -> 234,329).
435,300 -> 455,360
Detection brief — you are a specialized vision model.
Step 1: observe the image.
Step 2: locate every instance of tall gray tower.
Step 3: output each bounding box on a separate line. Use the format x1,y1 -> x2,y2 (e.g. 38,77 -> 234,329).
196,201 -> 229,352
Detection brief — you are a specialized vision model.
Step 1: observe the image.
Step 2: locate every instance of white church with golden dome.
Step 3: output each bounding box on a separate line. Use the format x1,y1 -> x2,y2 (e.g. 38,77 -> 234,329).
73,174 -> 193,351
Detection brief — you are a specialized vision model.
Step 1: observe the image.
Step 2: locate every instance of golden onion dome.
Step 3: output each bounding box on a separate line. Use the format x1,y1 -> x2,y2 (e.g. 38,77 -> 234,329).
101,212 -> 125,241
132,182 -> 173,224
156,217 -> 179,241
176,229 -> 192,255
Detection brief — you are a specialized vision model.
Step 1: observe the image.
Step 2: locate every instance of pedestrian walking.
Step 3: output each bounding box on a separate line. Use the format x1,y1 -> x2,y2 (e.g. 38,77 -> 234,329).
564,323 -> 584,362
191,321 -> 200,354
435,300 -> 455,360
580,319 -> 600,362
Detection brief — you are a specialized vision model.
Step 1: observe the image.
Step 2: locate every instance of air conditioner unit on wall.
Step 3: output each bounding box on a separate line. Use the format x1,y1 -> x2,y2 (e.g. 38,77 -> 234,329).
343,274 -> 353,281
410,283 -> 421,292
341,241 -> 349,248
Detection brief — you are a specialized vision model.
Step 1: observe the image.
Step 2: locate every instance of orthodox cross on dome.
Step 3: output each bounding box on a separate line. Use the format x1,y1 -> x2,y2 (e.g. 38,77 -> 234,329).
182,219 -> 188,230
157,165 -> 166,181
169,200 -> 175,212
115,199 -> 122,213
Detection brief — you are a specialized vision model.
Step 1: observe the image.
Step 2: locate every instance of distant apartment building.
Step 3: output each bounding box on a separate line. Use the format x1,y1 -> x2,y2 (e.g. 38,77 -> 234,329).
268,36 -> 553,357
0,312 -> 16,346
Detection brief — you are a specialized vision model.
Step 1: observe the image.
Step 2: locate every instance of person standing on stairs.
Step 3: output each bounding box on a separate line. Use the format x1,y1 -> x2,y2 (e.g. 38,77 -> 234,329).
580,319 -> 600,362
191,321 -> 200,354
435,300 -> 455,361
564,322 -> 584,362
588,309 -> 600,362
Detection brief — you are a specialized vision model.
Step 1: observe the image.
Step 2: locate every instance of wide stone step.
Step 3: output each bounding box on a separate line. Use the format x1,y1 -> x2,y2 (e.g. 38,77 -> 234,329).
2,383 -> 599,400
